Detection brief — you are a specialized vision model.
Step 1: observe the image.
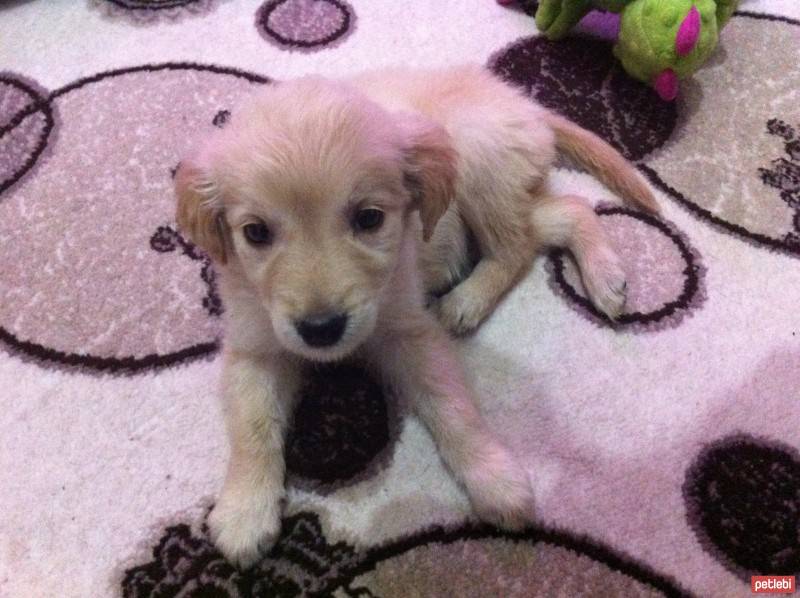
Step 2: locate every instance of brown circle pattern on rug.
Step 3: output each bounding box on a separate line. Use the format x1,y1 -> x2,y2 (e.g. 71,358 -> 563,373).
547,206 -> 704,331
683,433 -> 800,581
122,511 -> 692,597
286,362 -> 397,491
90,0 -> 223,23
0,72 -> 54,195
642,13 -> 800,258
489,33 -> 677,162
149,225 -> 223,317
255,0 -> 356,53
0,63 -> 268,373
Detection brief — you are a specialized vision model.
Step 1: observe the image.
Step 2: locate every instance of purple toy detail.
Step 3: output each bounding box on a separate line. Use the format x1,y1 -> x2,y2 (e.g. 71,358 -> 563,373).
574,10 -> 621,41
676,6 -> 701,56
654,69 -> 679,101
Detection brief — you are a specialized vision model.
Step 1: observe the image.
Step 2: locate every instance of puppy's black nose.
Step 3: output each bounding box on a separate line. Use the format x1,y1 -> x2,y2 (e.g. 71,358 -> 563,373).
295,313 -> 348,347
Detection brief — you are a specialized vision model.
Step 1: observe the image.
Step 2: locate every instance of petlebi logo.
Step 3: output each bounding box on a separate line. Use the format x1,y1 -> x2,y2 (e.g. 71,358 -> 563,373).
751,575 -> 795,594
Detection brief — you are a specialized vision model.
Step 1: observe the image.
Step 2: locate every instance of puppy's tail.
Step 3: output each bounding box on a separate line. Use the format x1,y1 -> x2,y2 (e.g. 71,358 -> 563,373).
543,111 -> 659,213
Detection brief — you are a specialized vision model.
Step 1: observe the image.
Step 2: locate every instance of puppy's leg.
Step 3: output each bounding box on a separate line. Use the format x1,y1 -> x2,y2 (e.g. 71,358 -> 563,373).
531,194 -> 627,319
373,317 -> 534,529
207,350 -> 300,568
435,253 -> 531,335
418,209 -> 473,300
433,185 -> 538,335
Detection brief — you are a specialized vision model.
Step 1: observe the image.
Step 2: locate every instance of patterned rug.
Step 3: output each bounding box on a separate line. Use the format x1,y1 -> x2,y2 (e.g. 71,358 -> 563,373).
2,1 -> 800,596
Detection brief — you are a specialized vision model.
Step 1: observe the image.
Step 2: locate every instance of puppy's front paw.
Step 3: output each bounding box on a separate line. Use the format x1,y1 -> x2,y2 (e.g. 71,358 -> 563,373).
207,490 -> 282,569
581,247 -> 628,321
462,443 -> 535,530
435,287 -> 490,336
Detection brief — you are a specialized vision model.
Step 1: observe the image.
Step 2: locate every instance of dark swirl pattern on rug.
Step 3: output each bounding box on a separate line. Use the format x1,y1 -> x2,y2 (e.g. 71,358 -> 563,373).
150,225 -> 224,317
123,510 -> 691,597
758,118 -> 800,250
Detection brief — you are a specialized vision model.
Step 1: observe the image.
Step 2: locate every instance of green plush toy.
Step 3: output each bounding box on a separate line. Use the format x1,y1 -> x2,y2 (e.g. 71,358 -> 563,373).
503,0 -> 739,100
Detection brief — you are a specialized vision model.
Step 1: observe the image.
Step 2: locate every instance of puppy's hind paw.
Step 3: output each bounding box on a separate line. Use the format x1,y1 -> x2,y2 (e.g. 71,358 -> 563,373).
581,249 -> 628,321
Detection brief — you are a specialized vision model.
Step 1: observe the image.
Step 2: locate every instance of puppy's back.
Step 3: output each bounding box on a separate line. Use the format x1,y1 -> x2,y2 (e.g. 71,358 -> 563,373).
349,64 -> 536,121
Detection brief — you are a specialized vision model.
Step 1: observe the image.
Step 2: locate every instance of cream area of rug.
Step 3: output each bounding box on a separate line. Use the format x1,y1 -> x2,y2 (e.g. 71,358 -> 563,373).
2,1 -> 800,596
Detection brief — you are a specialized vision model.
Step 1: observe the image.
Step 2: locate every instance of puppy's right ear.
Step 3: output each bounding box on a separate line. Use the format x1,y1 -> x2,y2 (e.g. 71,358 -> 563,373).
175,159 -> 229,264
398,115 -> 458,243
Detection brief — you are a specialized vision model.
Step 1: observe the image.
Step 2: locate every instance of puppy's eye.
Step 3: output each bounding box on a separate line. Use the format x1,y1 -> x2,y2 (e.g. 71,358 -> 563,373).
353,208 -> 384,232
243,222 -> 272,246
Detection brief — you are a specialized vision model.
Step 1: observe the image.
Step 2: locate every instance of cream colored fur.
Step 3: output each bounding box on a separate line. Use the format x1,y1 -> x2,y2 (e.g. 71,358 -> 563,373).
175,64 -> 656,567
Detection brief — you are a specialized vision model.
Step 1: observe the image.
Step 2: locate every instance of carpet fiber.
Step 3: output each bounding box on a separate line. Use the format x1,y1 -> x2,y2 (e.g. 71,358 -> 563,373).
2,1 -> 800,596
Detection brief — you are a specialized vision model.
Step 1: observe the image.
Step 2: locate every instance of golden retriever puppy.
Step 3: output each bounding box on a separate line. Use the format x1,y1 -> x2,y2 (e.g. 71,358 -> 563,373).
175,64 -> 656,567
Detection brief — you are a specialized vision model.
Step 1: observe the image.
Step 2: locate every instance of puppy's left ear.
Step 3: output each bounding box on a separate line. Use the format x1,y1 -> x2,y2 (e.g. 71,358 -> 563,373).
399,115 -> 458,242
175,157 -> 230,264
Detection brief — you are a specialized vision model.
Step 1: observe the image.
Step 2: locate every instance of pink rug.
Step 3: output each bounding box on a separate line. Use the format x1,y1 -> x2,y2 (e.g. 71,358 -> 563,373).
2,1 -> 800,596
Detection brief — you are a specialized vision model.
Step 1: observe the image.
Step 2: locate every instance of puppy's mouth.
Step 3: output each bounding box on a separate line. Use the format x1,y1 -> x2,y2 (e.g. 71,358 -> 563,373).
271,303 -> 377,362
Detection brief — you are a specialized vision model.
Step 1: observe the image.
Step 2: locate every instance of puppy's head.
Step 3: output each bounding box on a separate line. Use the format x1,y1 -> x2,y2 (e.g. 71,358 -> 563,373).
176,76 -> 456,361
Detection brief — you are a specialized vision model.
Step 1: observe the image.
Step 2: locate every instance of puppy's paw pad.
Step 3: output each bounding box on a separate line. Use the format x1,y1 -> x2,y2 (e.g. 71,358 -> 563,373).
207,498 -> 281,569
435,289 -> 489,335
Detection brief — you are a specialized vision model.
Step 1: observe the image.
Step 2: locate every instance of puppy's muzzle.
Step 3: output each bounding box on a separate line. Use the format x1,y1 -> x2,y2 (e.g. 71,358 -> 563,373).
294,313 -> 348,347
